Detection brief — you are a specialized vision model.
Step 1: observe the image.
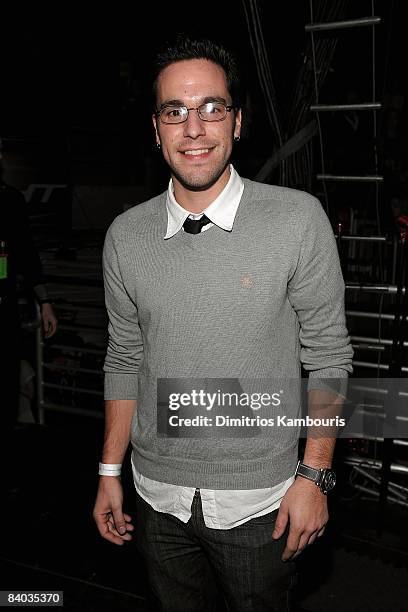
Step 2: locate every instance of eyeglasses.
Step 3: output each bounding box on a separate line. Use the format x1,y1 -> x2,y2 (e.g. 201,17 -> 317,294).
155,101 -> 235,124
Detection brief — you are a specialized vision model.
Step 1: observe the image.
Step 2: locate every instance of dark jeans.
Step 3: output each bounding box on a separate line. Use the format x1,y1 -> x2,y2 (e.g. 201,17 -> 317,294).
135,489 -> 298,612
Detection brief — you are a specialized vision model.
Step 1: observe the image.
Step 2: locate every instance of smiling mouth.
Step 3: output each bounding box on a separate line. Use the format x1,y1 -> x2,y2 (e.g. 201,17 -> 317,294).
180,147 -> 214,157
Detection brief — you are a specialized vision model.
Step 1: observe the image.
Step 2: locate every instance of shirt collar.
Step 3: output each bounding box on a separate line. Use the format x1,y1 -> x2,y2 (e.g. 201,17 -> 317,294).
164,164 -> 244,239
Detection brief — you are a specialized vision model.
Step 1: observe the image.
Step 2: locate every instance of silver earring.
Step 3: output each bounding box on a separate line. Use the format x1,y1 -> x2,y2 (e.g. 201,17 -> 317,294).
156,142 -> 161,149
234,136 -> 240,142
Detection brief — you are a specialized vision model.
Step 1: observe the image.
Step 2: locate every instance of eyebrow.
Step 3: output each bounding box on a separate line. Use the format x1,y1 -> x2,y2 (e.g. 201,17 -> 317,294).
159,96 -> 228,110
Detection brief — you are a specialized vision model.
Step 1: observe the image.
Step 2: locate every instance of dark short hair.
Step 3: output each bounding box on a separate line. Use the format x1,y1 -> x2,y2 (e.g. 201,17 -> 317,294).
152,34 -> 242,110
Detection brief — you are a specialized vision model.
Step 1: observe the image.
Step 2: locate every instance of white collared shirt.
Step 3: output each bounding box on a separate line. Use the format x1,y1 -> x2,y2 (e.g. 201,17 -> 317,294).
133,165 -> 295,528
164,164 -> 244,239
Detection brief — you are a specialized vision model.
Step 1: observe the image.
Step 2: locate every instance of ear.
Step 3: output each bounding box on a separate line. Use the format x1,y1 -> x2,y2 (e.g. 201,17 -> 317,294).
152,114 -> 161,147
234,108 -> 242,140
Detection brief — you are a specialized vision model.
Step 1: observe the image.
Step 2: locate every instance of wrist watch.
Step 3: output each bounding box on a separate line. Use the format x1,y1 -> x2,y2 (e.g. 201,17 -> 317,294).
295,460 -> 336,495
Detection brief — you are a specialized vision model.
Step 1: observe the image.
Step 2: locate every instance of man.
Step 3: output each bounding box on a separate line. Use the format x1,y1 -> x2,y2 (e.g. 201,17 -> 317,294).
0,141 -> 57,434
1,140 -> 58,489
93,36 -> 353,611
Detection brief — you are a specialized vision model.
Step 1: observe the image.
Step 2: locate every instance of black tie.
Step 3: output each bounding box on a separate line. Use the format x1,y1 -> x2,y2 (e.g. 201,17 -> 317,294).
183,214 -> 212,234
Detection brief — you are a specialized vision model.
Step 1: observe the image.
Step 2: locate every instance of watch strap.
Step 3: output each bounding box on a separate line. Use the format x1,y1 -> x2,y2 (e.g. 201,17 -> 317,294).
296,460 -> 321,482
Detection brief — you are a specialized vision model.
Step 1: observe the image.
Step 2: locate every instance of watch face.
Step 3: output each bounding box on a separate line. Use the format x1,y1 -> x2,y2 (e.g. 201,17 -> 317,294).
322,471 -> 336,492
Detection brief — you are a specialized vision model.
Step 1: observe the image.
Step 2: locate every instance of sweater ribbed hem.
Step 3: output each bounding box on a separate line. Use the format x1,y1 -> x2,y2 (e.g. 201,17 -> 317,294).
131,441 -> 299,489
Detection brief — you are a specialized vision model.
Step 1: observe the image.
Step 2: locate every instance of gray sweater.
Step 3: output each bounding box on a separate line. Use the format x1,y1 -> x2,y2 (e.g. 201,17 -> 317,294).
103,178 -> 353,489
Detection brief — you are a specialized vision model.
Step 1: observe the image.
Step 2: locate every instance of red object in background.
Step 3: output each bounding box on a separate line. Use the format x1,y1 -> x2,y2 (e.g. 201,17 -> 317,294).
398,215 -> 408,243
338,207 -> 351,233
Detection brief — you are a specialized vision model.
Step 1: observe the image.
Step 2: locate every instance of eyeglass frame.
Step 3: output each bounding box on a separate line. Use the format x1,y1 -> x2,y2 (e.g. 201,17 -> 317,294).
154,100 -> 238,124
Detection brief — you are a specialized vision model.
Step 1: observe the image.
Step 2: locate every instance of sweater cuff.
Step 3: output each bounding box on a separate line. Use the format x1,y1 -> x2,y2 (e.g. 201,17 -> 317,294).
33,283 -> 49,304
104,373 -> 139,400
307,368 -> 349,398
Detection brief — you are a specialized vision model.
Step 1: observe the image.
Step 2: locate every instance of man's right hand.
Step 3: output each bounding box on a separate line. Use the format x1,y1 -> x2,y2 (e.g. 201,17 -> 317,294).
93,476 -> 134,546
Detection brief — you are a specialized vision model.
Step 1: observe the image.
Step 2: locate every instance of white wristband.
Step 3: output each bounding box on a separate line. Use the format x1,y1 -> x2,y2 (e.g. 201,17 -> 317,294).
99,462 -> 122,476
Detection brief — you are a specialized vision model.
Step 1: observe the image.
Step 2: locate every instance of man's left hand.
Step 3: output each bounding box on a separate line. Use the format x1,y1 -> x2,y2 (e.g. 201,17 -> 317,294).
272,477 -> 328,561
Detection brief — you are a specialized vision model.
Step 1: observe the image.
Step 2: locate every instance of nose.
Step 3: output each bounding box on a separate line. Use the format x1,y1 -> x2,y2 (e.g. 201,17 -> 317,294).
183,109 -> 206,139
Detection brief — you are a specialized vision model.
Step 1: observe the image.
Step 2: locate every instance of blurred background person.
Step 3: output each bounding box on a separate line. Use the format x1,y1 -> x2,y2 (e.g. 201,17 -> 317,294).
0,137 -> 57,480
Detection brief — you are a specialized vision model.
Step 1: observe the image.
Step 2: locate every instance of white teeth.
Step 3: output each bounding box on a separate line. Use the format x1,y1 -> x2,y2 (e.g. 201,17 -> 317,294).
183,149 -> 210,156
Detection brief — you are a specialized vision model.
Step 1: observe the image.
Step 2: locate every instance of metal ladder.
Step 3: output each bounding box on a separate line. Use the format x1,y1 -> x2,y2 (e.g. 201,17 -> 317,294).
306,3 -> 408,535
306,2 -> 387,371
